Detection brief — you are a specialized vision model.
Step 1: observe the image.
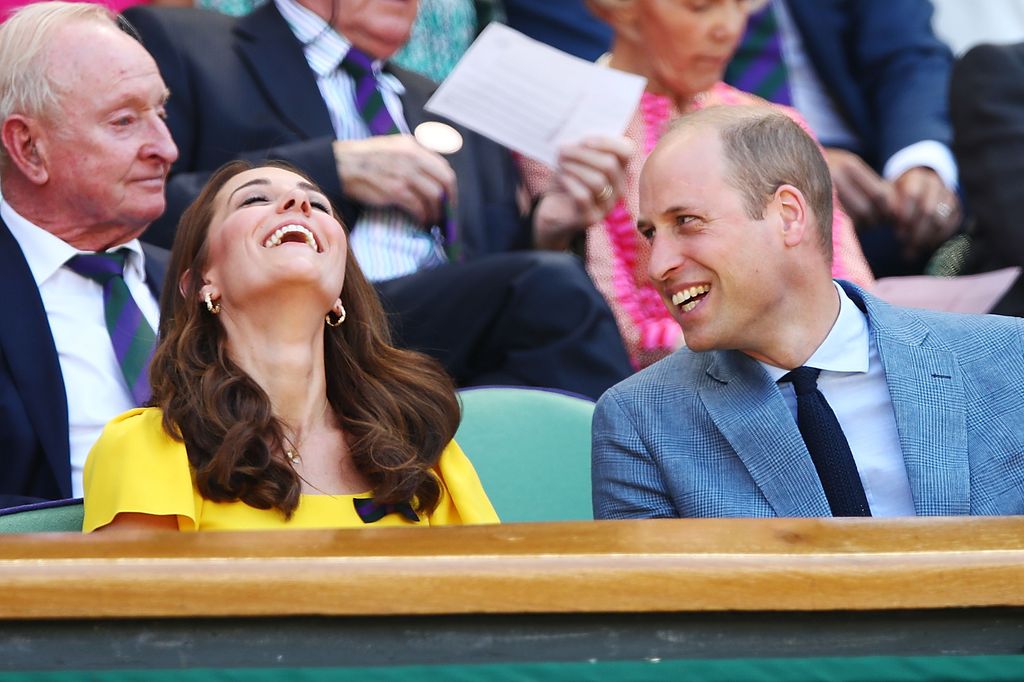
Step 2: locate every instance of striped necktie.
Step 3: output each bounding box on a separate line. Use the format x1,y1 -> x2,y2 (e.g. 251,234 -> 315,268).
780,367 -> 871,517
65,250 -> 156,406
339,47 -> 461,260
724,3 -> 793,105
340,46 -> 400,136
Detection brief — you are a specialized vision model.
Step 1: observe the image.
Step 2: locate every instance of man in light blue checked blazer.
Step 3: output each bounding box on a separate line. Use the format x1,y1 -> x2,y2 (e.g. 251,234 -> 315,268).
592,106 -> 1024,519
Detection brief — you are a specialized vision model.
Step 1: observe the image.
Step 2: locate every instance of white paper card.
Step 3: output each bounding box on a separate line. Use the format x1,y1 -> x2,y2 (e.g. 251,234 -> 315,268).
425,23 -> 647,167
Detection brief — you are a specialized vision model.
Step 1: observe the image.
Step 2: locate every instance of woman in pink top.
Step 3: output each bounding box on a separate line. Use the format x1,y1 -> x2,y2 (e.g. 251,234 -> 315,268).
520,0 -> 874,368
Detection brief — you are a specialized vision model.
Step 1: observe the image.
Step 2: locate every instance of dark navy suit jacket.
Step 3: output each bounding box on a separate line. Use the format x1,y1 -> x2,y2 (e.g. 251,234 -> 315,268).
123,3 -> 530,258
0,219 -> 167,508
779,0 -> 954,172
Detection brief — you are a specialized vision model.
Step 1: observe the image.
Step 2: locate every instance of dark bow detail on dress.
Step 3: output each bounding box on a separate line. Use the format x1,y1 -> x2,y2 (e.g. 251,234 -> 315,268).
353,497 -> 420,523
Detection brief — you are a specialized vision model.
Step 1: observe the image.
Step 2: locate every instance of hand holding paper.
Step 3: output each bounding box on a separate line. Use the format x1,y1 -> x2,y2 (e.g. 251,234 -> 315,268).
425,23 -> 647,167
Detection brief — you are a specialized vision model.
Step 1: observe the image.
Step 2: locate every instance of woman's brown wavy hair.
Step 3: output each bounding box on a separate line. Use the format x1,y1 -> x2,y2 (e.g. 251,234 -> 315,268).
150,159 -> 459,519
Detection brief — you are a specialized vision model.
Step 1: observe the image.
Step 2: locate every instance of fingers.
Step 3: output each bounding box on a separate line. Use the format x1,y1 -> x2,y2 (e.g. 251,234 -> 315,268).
531,136 -> 633,250
824,147 -> 893,226
892,167 -> 961,258
333,134 -> 456,225
555,135 -> 634,219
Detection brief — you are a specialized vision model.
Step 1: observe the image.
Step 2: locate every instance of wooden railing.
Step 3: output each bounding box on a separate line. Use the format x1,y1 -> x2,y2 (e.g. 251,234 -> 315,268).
2,516 -> 1022,619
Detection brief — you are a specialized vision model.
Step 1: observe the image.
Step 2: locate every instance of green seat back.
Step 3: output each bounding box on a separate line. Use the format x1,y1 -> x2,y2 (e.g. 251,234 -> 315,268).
455,387 -> 595,522
0,500 -> 84,533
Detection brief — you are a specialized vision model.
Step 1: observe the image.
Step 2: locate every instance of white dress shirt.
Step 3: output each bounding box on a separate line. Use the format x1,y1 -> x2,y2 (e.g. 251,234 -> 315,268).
773,0 -> 958,188
758,282 -> 917,516
2,201 -> 159,497
276,0 -> 446,282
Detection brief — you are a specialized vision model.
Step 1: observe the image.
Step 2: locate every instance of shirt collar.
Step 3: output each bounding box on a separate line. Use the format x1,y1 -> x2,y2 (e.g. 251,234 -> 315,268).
1,198 -> 148,285
274,0 -> 405,94
759,281 -> 870,382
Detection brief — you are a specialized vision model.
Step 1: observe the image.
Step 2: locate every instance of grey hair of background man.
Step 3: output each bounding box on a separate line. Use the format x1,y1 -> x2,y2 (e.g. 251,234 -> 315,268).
0,1 -> 120,170
661,105 -> 835,259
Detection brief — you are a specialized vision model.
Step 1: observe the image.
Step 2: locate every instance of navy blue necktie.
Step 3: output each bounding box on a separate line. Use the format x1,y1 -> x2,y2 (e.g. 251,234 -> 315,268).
781,367 -> 871,517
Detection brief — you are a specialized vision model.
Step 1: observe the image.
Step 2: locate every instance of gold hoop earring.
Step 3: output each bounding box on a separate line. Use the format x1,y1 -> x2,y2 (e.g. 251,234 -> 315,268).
204,291 -> 221,315
325,303 -> 346,327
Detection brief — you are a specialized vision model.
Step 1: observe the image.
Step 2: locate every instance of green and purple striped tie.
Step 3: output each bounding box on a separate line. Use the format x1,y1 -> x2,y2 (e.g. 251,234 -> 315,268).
724,3 -> 793,106
66,251 -> 156,406
341,46 -> 400,136
340,47 -> 460,260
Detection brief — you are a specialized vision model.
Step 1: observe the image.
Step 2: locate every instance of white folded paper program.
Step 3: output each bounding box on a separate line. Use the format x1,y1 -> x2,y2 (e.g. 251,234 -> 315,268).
425,23 -> 647,167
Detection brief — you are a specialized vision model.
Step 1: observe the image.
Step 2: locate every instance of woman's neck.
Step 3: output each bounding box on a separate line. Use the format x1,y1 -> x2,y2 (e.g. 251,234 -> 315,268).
220,303 -> 333,438
608,43 -> 700,111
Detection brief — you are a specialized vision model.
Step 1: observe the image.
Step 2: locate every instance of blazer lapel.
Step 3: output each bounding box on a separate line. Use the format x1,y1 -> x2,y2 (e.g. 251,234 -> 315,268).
862,294 -> 969,515
698,351 -> 832,517
393,63 -> 429,132
141,243 -> 169,300
233,3 -> 335,141
0,220 -> 70,495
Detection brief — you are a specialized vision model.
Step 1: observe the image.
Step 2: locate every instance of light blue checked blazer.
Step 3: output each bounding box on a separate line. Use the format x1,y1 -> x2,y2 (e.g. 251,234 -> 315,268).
592,282 -> 1024,518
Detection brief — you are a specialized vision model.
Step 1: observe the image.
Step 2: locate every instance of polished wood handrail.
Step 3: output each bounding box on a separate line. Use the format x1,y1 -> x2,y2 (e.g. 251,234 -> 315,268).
1,517 -> 1022,619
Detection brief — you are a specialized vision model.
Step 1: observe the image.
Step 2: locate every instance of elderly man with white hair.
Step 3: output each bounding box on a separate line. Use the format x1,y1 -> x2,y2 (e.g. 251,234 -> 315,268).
0,2 -> 178,507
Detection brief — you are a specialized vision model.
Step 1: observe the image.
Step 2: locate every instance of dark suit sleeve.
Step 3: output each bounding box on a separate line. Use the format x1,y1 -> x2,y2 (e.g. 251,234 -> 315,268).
848,0 -> 954,163
951,42 -> 1024,272
124,6 -> 346,249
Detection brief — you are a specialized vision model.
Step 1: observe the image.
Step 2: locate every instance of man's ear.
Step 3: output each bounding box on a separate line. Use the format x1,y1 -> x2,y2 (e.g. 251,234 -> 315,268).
1,115 -> 49,184
775,184 -> 809,248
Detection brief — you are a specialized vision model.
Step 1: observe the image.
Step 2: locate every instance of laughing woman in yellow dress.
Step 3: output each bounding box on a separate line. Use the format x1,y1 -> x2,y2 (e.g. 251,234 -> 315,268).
83,160 -> 497,531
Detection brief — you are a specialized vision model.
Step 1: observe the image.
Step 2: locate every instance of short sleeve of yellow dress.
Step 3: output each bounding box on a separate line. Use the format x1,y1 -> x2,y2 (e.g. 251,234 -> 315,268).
82,407 -> 499,532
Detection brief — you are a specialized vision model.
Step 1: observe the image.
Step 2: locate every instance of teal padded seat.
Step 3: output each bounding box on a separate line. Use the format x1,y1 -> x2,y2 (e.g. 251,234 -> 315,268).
0,498 -> 84,533
455,387 -> 595,522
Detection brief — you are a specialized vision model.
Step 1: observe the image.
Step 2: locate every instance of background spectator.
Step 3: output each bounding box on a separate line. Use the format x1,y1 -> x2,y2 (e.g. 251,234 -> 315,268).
724,0 -> 962,277
124,0 -> 634,399
520,0 -> 873,368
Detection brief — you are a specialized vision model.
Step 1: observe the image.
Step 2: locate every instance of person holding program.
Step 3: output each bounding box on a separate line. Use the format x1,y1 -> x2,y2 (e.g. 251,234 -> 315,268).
83,161 -> 497,531
519,0 -> 873,368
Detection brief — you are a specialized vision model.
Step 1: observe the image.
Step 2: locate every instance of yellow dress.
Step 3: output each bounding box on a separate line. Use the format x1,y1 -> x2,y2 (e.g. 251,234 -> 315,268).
82,408 -> 499,532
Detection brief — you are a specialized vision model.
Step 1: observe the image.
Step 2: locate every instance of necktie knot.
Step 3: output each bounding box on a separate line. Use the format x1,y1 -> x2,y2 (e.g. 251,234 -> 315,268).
66,250 -> 128,286
65,248 -> 155,407
781,366 -> 821,396
339,47 -> 375,79
779,364 -> 871,517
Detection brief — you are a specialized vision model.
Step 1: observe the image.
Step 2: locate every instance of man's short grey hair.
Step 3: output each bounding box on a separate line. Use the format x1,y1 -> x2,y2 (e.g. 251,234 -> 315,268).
663,105 -> 835,259
0,2 -> 119,168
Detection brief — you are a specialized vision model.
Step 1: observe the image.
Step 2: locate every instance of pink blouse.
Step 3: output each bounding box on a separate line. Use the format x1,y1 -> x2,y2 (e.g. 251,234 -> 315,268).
520,83 -> 875,368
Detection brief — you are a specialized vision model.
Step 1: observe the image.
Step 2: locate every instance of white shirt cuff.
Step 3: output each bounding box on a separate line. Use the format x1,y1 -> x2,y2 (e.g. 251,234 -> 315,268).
882,140 -> 959,189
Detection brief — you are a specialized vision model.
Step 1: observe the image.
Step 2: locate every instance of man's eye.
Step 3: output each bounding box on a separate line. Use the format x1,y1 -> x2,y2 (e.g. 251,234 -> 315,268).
638,227 -> 655,242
